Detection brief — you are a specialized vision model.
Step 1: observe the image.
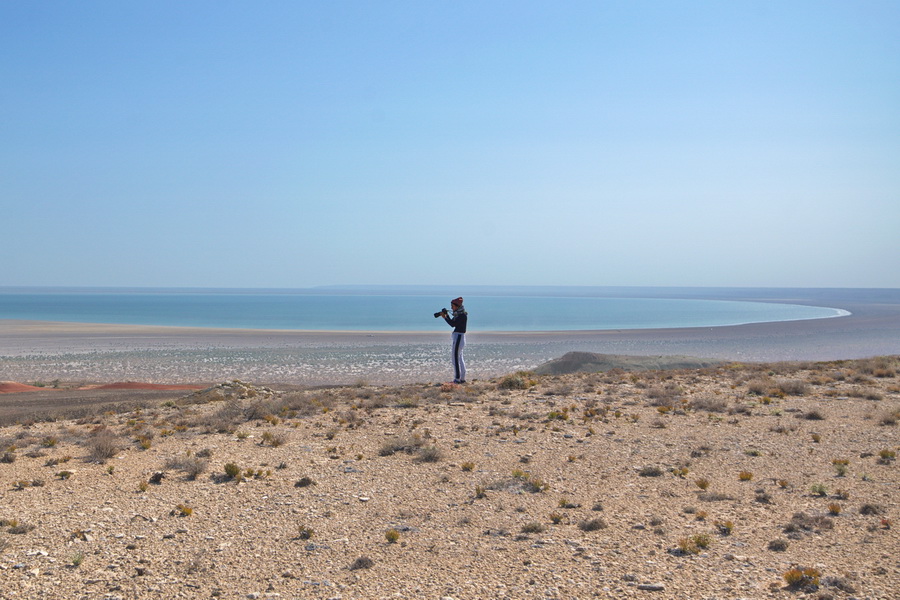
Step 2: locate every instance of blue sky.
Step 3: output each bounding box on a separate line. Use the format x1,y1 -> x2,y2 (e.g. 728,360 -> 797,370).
2,1 -> 898,288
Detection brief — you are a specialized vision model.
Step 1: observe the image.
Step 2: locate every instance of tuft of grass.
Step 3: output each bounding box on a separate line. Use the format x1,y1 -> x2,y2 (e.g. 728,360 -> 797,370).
260,431 -> 286,447
297,525 -> 314,540
738,470 -> 753,481
676,533 -> 711,555
385,528 -> 401,543
715,520 -> 734,535
694,477 -> 710,490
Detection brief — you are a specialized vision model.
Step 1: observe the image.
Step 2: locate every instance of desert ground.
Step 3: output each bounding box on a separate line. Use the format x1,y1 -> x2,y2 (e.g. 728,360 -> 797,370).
1,356 -> 898,600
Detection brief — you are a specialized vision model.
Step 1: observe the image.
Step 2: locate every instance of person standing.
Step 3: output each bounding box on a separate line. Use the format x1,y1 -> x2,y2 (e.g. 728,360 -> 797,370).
440,297 -> 467,384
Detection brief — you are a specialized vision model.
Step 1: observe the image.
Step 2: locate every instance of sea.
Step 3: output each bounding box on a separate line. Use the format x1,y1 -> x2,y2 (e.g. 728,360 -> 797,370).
0,286 -> 849,332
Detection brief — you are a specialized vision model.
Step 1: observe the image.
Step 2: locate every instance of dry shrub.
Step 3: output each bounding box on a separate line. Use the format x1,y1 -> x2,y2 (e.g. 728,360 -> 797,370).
856,356 -> 898,378
746,378 -> 772,396
244,398 -> 282,422
349,556 -> 374,570
690,396 -> 729,413
801,409 -> 826,421
281,391 -> 333,416
164,454 -> 209,480
206,400 -> 244,433
578,518 -> 607,532
646,383 -> 682,407
498,372 -> 532,390
415,446 -> 443,463
784,512 -> 834,537
775,379 -> 809,396
379,435 -> 424,457
86,432 -> 119,462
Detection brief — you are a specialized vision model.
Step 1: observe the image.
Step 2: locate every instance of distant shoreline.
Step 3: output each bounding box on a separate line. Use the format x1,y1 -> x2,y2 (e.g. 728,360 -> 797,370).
0,286 -> 853,332
1,288 -> 898,385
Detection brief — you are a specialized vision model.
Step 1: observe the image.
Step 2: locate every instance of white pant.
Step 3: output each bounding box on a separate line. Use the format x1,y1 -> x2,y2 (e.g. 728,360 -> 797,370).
451,332 -> 466,382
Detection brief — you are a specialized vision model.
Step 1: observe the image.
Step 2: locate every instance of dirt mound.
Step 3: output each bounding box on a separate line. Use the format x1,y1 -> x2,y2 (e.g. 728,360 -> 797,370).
184,379 -> 278,403
0,381 -> 46,393
534,351 -> 725,375
90,382 -> 205,391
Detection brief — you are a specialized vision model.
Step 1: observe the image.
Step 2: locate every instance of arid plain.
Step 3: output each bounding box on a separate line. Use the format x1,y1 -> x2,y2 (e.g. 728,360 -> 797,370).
1,356 -> 898,600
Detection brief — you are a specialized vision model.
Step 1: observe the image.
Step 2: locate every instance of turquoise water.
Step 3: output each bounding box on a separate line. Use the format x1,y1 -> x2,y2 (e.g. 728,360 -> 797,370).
0,288 -> 848,332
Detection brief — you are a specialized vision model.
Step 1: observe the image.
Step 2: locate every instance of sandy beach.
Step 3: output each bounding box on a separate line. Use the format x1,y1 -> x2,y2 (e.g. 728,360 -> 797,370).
1,289 -> 899,386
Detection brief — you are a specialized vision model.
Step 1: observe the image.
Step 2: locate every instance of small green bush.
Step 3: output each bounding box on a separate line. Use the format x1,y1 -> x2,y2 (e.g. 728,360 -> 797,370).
223,462 -> 241,480
784,566 -> 820,589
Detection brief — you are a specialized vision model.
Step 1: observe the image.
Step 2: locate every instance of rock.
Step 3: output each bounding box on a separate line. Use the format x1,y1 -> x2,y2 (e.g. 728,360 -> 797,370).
637,583 -> 665,591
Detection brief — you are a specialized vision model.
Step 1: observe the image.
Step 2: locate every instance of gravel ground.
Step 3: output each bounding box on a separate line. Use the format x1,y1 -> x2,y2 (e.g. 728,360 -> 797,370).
1,359 -> 898,600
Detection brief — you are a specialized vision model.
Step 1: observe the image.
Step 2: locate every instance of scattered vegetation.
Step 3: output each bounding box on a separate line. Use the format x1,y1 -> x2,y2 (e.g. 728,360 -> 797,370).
783,566 -> 821,589
0,359 -> 896,596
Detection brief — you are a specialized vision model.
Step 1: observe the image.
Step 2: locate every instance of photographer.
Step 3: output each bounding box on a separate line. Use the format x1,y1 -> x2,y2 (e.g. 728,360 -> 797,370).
435,297 -> 468,384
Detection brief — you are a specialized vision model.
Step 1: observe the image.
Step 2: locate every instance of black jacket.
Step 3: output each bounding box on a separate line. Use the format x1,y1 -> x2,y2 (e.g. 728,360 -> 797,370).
443,311 -> 467,333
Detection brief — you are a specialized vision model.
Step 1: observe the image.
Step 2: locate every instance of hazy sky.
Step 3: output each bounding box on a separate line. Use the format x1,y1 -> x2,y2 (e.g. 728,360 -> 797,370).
2,1 -> 898,289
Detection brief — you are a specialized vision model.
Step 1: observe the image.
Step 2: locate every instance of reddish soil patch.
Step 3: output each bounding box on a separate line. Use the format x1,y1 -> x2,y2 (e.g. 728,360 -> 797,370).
0,381 -> 45,393
89,382 -> 205,391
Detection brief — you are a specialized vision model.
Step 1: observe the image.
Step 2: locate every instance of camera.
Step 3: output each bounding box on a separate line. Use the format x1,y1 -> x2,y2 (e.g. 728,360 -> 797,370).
433,308 -> 448,318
